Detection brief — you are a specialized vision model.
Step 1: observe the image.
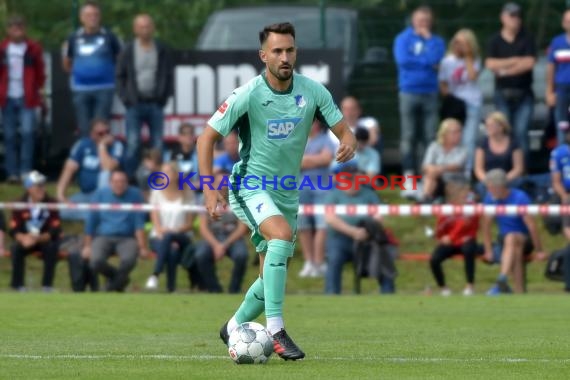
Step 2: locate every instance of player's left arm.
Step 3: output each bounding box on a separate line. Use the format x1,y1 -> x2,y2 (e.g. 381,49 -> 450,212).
330,121 -> 356,163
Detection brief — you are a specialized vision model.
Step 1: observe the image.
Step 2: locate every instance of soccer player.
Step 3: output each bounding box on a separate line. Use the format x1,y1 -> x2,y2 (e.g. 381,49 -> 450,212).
197,22 -> 356,360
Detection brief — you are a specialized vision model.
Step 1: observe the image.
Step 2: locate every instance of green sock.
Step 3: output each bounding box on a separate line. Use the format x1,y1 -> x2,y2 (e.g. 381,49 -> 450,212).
234,277 -> 265,324
263,239 -> 294,318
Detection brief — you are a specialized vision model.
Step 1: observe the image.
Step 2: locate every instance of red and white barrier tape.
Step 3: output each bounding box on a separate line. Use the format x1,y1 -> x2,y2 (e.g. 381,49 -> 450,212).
0,202 -> 568,216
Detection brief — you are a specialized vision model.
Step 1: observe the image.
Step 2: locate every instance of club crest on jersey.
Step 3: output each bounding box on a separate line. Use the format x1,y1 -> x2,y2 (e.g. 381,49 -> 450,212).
294,94 -> 306,108
267,117 -> 302,140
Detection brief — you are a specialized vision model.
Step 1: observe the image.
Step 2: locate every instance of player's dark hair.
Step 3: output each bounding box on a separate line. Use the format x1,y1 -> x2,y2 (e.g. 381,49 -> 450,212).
259,22 -> 295,46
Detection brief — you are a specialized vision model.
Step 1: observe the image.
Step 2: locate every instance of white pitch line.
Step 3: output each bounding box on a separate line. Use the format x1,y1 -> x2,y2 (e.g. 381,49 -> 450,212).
0,354 -> 569,364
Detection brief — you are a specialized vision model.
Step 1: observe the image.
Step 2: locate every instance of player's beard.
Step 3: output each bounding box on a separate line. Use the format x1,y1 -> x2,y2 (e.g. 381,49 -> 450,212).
269,64 -> 293,82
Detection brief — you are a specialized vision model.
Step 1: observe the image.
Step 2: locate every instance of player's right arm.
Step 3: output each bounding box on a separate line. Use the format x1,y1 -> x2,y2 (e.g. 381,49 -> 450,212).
198,85 -> 250,219
197,126 -> 227,220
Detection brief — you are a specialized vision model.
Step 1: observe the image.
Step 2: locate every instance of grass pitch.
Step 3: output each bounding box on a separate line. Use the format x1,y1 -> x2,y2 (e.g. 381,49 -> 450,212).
1,293 -> 570,380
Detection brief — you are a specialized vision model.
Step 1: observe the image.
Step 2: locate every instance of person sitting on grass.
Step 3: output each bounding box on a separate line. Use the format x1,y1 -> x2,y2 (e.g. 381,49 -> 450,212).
482,168 -> 545,295
323,161 -> 392,294
421,118 -> 467,203
9,171 -> 62,292
145,161 -> 196,293
429,180 -> 480,296
194,171 -> 250,293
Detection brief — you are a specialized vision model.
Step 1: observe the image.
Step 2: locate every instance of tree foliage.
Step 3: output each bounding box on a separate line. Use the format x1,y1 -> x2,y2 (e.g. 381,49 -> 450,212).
0,0 -> 566,52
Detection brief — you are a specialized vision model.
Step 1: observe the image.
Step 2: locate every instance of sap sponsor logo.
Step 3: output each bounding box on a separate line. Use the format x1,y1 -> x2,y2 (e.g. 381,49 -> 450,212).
267,118 -> 302,140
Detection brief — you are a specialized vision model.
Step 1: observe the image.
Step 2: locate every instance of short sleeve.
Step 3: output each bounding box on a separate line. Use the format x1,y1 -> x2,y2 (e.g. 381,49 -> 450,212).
438,58 -> 450,82
422,142 -> 437,167
314,82 -> 343,129
207,86 -> 249,137
517,190 -> 531,205
69,140 -> 83,163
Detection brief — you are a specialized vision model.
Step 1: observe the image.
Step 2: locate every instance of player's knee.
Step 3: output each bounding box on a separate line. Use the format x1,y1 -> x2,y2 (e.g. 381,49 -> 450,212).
263,226 -> 293,241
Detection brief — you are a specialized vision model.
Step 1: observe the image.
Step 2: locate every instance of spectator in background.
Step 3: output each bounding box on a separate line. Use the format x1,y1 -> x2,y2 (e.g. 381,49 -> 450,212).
394,5 -> 445,195
0,210 -> 5,257
482,169 -> 545,295
439,28 -> 483,175
63,0 -> 121,137
57,118 -> 124,220
324,161 -> 387,294
298,120 -> 335,278
429,181 -> 479,296
195,171 -> 250,293
485,2 -> 536,157
550,122 -> 570,237
474,112 -> 524,198
0,15 -> 45,183
83,169 -> 148,292
135,148 -> 162,200
116,13 -> 173,180
546,9 -> 570,144
9,171 -> 62,292
354,128 -> 381,177
164,122 -> 199,174
213,131 -> 240,174
163,122 -> 200,199
145,161 -> 195,293
421,118 -> 467,203
329,96 -> 381,155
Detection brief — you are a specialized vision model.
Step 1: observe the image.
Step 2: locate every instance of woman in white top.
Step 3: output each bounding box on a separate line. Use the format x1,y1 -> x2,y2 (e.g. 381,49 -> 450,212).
439,28 -> 483,176
145,161 -> 196,292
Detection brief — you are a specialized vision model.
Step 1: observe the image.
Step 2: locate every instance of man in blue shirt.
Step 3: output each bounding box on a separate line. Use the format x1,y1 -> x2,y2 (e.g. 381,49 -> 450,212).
56,118 -> 124,221
83,169 -> 148,292
213,131 -> 239,174
393,6 -> 445,181
482,169 -> 545,295
550,124 -> 570,292
546,9 -> 570,144
323,161 -> 394,294
63,0 -> 121,137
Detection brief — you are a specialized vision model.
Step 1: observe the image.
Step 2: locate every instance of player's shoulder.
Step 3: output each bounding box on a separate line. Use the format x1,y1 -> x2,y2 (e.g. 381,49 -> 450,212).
294,72 -> 328,90
232,75 -> 264,97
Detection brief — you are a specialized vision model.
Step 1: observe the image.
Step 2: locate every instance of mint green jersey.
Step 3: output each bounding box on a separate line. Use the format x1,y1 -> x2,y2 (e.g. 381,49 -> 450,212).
207,72 -> 343,198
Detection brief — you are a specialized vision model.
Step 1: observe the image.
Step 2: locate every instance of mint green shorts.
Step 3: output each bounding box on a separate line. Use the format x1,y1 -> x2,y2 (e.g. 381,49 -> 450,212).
229,188 -> 298,254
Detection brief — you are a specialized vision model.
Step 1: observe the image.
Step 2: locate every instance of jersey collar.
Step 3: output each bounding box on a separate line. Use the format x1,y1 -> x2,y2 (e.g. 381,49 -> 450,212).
262,70 -> 294,95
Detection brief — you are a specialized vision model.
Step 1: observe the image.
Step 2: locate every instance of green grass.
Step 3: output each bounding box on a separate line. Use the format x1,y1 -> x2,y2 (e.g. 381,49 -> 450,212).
1,294 -> 570,379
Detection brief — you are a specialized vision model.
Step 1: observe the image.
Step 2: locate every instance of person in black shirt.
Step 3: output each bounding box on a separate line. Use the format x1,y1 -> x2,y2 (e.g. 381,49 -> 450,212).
485,2 -> 536,158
